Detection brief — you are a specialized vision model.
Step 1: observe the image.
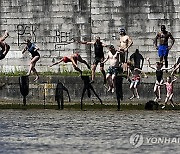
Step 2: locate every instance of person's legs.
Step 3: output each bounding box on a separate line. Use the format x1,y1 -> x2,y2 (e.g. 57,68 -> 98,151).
169,93 -> 175,107
100,66 -> 106,84
106,73 -> 112,91
111,74 -> 116,93
134,80 -> 139,98
157,85 -> 161,99
164,55 -> 168,69
130,81 -> 135,99
72,64 -> 82,75
3,44 -> 10,56
27,56 -> 40,81
153,83 -> 159,101
160,56 -> 163,63
162,96 -> 168,109
77,56 -> 91,70
91,64 -> 97,83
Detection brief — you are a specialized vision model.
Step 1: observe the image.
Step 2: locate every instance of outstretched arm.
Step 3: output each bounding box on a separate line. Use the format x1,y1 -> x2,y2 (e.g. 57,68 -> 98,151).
162,65 -> 174,71
78,40 -> 94,45
126,36 -> 133,51
22,46 -> 27,54
146,58 -> 156,70
34,45 -> 39,52
140,57 -> 144,70
49,58 -> 64,67
172,75 -> 177,83
168,33 -> 175,50
102,55 -> 109,64
171,63 -> 180,75
134,68 -> 148,78
153,33 -> 159,50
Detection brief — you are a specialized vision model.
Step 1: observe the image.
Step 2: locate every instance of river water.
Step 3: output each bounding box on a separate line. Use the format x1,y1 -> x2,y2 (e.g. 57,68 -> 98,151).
0,109 -> 180,154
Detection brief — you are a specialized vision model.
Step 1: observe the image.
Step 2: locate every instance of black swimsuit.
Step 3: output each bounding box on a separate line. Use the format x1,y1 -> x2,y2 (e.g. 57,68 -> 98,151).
94,42 -> 104,58
156,69 -> 163,82
27,43 -> 40,58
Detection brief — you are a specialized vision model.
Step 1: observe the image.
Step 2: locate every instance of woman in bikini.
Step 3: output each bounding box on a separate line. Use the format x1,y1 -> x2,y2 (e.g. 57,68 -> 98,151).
49,52 -> 90,75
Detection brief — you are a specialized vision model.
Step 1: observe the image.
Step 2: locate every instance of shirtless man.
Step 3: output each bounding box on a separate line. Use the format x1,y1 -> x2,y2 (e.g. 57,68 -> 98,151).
0,30 -> 10,60
154,25 -> 175,68
118,28 -> 133,64
102,45 -> 121,93
79,36 -> 107,84
49,52 -> 90,75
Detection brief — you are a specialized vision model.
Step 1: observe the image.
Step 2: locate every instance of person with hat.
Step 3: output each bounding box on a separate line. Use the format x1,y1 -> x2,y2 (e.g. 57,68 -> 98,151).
118,28 -> 133,63
118,28 -> 133,73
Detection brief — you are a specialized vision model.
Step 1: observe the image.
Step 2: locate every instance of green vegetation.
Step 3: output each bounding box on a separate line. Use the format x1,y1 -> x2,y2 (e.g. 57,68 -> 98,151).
0,69 -> 179,77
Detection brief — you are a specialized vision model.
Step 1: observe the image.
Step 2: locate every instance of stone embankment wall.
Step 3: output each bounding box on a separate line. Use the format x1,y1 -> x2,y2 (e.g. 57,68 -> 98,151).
0,0 -> 180,73
0,76 -> 179,105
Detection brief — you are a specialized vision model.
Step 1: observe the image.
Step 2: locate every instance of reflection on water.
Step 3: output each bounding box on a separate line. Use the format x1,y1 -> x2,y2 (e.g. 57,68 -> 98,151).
0,109 -> 180,154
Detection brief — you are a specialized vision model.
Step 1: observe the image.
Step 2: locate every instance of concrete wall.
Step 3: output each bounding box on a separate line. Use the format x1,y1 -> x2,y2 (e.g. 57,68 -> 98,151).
0,0 -> 180,73
0,76 -> 180,105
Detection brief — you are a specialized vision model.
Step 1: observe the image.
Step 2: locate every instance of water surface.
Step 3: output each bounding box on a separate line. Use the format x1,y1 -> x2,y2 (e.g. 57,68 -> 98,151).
0,109 -> 180,154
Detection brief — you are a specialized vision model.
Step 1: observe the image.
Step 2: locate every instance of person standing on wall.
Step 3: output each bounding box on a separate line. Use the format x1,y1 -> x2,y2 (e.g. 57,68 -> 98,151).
22,39 -> 40,81
79,36 -> 107,84
130,49 -> 144,70
154,25 -> 175,69
118,28 -> 133,72
0,30 -> 10,60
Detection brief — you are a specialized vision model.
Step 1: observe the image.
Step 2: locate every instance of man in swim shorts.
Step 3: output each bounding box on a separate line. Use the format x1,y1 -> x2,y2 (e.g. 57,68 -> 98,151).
154,25 -> 175,68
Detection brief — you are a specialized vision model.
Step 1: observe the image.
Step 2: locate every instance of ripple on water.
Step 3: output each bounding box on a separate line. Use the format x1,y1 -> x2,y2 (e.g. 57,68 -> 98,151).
0,110 -> 180,154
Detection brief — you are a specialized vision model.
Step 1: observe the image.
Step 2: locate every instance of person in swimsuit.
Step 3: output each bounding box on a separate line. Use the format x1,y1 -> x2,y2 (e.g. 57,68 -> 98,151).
102,45 -> 121,93
49,52 -> 90,75
0,30 -> 10,60
154,25 -> 175,69
156,76 -> 177,109
127,61 -> 147,99
22,39 -> 40,81
79,36 -> 107,84
118,28 -> 133,72
147,58 -> 173,101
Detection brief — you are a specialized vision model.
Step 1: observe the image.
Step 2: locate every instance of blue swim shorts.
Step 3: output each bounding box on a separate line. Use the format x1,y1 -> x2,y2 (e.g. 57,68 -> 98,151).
158,45 -> 169,57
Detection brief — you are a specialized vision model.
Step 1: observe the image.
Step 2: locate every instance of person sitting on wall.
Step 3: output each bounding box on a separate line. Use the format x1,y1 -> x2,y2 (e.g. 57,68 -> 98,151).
49,52 -> 91,75
0,30 -> 10,60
